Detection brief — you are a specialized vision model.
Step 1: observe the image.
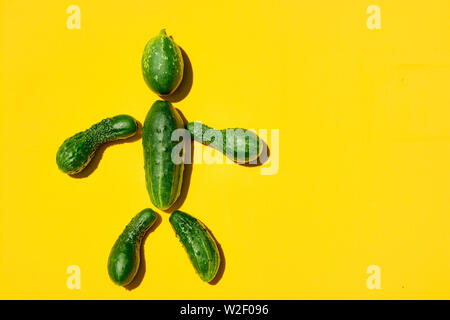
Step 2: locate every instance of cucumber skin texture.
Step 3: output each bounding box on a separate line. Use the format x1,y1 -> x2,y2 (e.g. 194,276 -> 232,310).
56,115 -> 138,174
108,208 -> 158,286
142,29 -> 184,95
169,210 -> 220,282
142,100 -> 184,210
186,122 -> 263,163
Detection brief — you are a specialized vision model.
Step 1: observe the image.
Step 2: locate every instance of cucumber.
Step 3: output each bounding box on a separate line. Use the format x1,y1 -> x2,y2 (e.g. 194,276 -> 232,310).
56,115 -> 138,174
169,210 -> 220,282
142,100 -> 184,210
186,121 -> 263,163
107,208 -> 158,286
142,29 -> 184,95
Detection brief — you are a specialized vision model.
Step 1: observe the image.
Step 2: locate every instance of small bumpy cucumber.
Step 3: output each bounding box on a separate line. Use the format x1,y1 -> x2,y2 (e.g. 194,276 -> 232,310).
186,121 -> 263,163
108,208 -> 158,286
56,115 -> 138,174
169,210 -> 220,282
142,29 -> 184,95
143,100 -> 184,210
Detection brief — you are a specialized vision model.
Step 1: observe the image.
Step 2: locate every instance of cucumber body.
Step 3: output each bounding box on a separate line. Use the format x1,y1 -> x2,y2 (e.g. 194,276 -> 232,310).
56,115 -> 138,174
186,122 -> 263,163
142,29 -> 184,95
108,208 -> 158,286
142,100 -> 184,210
169,210 -> 220,282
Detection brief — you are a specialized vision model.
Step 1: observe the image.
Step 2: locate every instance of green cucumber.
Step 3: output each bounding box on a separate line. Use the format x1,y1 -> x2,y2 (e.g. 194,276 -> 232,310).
142,29 -> 184,95
56,115 -> 138,174
186,121 -> 263,163
107,208 -> 158,286
142,100 -> 184,210
169,210 -> 220,282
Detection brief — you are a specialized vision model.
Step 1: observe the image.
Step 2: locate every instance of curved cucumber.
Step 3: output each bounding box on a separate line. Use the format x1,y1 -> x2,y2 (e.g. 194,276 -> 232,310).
143,100 -> 184,210
142,29 -> 184,95
56,115 -> 138,174
169,210 -> 220,282
107,208 -> 158,286
186,121 -> 263,163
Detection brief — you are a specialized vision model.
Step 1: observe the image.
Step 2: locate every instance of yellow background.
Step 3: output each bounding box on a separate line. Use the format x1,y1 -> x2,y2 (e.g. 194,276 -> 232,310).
1,0 -> 450,299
